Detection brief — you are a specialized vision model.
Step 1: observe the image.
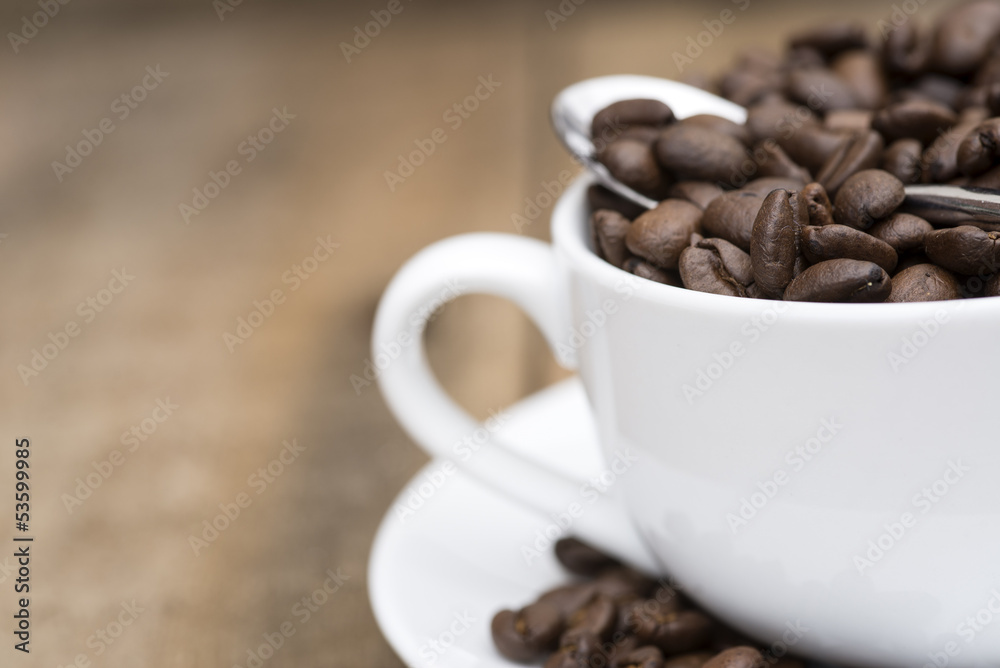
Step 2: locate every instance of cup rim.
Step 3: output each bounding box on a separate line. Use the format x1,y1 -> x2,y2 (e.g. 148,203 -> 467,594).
552,173 -> 1000,322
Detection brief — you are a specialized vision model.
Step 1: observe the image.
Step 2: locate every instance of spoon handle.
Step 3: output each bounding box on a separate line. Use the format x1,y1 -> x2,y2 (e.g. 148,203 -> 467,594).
901,185 -> 1000,230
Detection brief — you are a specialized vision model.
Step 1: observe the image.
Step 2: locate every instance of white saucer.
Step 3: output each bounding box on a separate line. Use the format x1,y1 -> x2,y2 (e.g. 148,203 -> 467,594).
369,378 -> 605,668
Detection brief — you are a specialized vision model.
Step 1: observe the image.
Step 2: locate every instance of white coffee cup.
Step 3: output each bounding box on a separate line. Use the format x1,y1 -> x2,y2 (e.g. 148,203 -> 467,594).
373,174 -> 1000,668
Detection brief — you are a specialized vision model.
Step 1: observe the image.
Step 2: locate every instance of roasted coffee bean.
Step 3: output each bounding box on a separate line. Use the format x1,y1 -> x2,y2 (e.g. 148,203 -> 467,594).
985,273 -> 1000,297
790,20 -> 868,58
656,125 -> 747,183
664,652 -> 715,668
492,601 -> 563,662
678,115 -> 751,145
593,210 -> 632,268
710,625 -> 757,652
778,125 -> 851,174
868,213 -> 933,253
787,67 -> 857,113
883,21 -> 931,76
629,608 -> 714,655
555,537 -> 621,577
920,116 -> 984,183
887,264 -> 963,302
739,176 -> 807,196
816,130 -> 884,196
745,99 -> 819,144
925,225 -> 1000,275
593,568 -> 656,602
719,69 -> 782,107
600,139 -> 669,198
558,626 -> 602,653
624,257 -> 682,286
833,169 -> 905,229
538,583 -> 599,621
626,199 -> 703,270
800,182 -> 834,226
957,118 -> 1000,176
895,251 -> 931,273
881,138 -> 923,184
680,238 -> 754,297
801,225 -> 898,272
566,594 -> 617,639
872,99 -> 957,145
770,660 -> 805,668
616,646 -> 665,668
783,259 -> 891,302
970,164 -> 1000,188
702,191 -> 765,251
593,99 -> 675,142
588,184 -> 646,221
702,647 -> 766,668
620,126 -> 665,146
668,181 -> 725,210
825,109 -> 873,132
750,189 -> 807,298
752,141 -> 812,182
930,0 -> 1000,77
832,50 -> 886,110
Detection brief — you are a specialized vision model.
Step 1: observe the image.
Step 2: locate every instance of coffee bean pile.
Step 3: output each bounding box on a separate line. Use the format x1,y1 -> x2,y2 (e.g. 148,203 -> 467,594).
491,538 -> 801,668
589,1 -> 1000,303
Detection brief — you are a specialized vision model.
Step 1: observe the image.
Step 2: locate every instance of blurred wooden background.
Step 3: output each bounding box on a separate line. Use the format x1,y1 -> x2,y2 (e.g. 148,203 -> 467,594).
0,0 -> 960,665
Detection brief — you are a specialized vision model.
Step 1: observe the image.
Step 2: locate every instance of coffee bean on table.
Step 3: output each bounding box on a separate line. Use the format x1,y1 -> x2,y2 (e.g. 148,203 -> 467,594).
832,169 -> 905,229
593,210 -> 632,268
887,264 -> 963,302
491,601 -> 563,662
555,537 -> 620,576
868,213 -> 933,253
656,125 -> 748,183
750,189 -> 807,298
626,199 -> 703,270
801,224 -> 898,273
592,99 -> 675,143
784,259 -> 891,302
924,225 -> 1000,275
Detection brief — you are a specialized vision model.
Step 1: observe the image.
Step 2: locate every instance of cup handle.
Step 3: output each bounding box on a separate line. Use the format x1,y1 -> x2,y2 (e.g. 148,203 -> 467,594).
374,232 -> 659,573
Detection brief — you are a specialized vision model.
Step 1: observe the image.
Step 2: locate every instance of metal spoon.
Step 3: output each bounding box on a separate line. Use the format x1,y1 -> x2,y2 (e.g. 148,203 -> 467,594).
551,74 -> 1000,227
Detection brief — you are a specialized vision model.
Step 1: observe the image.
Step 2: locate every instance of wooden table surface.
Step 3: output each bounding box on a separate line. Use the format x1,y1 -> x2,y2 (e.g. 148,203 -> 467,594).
0,0 -> 961,665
